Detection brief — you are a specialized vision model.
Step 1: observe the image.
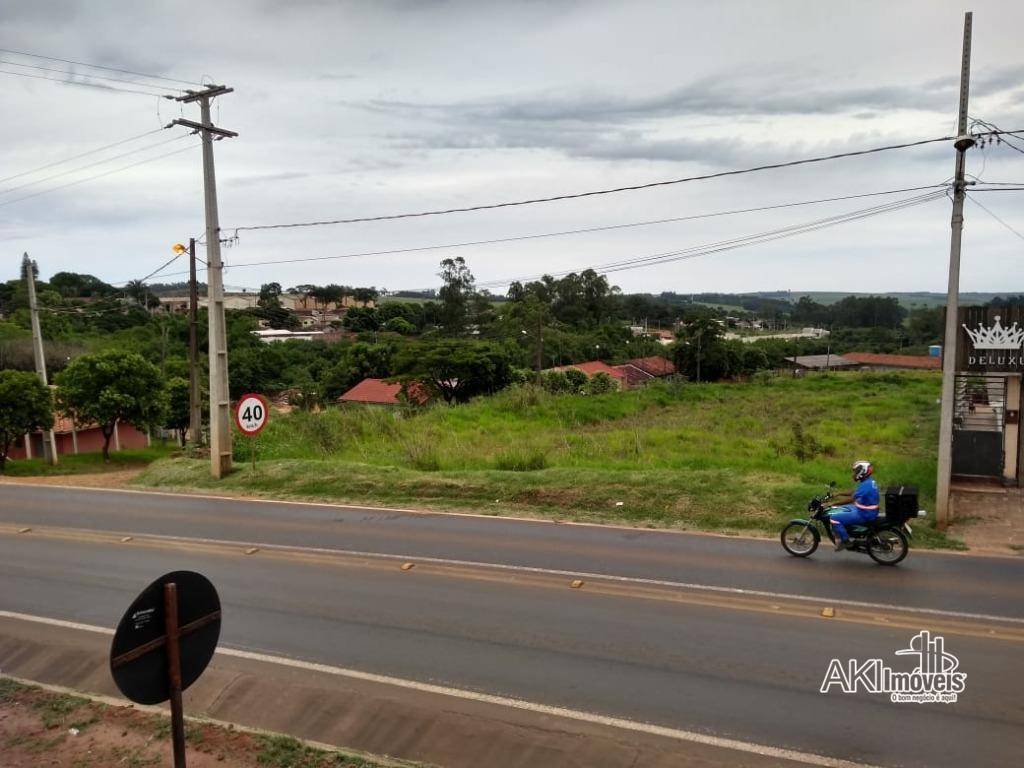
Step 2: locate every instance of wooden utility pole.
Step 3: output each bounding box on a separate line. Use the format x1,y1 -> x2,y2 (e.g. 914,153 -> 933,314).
174,87 -> 237,478
187,238 -> 202,446
936,12 -> 975,530
23,253 -> 58,465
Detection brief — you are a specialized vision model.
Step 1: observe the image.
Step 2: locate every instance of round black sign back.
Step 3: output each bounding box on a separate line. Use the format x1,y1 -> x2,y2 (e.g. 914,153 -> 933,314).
110,570 -> 221,705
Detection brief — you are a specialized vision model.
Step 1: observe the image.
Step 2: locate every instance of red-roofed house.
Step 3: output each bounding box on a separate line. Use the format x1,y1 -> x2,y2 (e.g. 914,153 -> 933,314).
622,356 -> 676,377
546,361 -> 627,387
613,364 -> 655,388
842,353 -> 941,371
338,378 -> 429,406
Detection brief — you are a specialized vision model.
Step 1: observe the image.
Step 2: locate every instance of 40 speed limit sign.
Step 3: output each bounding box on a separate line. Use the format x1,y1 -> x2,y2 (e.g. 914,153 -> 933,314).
234,394 -> 269,436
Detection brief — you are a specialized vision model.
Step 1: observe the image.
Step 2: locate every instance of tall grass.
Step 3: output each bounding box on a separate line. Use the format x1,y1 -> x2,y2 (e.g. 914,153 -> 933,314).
149,372 -> 946,542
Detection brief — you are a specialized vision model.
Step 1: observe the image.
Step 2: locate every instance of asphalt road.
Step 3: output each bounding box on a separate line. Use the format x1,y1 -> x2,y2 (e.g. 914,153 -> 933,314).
2,484 -> 1023,619
2,484 -> 1023,766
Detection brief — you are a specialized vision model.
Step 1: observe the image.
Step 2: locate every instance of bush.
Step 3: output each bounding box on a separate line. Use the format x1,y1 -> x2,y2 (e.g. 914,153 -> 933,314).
585,371 -> 618,395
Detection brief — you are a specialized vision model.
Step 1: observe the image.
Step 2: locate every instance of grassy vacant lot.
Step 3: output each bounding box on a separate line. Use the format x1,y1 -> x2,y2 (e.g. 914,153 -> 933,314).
138,371 -> 952,546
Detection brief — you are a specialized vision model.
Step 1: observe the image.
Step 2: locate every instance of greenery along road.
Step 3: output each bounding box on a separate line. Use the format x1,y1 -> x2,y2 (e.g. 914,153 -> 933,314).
138,371 -> 952,547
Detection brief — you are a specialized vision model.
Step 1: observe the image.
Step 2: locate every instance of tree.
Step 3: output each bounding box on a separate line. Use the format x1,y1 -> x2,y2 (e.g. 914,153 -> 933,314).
258,282 -> 283,307
55,350 -> 166,460
394,340 -> 512,403
437,257 -> 475,335
0,371 -> 53,471
164,377 -> 191,446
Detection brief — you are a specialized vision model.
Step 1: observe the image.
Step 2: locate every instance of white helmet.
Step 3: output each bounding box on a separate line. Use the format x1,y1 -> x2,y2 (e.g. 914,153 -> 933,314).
852,460 -> 873,482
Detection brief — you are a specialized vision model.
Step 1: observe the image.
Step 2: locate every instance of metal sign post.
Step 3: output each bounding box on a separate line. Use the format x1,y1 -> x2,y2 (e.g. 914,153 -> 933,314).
234,393 -> 269,475
110,571 -> 221,768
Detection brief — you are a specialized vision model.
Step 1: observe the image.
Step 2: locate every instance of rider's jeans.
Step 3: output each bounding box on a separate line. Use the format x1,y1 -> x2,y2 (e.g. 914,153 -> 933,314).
828,505 -> 877,541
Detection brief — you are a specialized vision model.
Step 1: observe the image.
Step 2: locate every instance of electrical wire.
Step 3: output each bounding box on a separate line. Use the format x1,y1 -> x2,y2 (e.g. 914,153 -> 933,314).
461,190 -> 948,290
967,193 -> 1024,243
0,58 -> 176,96
0,134 -> 187,196
0,143 -> 200,209
0,127 -> 169,186
0,67 -> 172,98
228,132 -> 1019,234
971,117 -> 1024,156
143,184 -> 951,282
0,47 -> 201,87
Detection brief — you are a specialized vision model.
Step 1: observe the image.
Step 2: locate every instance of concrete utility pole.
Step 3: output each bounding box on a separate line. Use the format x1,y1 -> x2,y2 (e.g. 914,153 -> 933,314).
187,238 -> 202,446
936,12 -> 975,530
23,253 -> 58,465
174,87 -> 237,478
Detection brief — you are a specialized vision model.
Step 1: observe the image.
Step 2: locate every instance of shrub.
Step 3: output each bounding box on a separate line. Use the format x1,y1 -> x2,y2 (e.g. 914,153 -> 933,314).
585,371 -> 618,395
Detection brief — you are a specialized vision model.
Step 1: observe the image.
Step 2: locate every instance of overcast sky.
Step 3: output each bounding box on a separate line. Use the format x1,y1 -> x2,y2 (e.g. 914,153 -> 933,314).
2,0 -> 1022,296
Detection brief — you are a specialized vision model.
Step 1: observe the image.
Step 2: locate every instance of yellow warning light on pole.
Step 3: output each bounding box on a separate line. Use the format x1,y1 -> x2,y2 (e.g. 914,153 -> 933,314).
172,243 -> 187,254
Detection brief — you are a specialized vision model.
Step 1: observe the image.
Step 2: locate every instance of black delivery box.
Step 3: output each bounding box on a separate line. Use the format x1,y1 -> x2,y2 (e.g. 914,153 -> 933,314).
884,486 -> 918,525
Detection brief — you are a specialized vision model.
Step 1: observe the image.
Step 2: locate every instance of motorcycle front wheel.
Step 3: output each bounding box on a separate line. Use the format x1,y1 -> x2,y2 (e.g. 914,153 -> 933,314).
781,522 -> 820,557
868,527 -> 908,566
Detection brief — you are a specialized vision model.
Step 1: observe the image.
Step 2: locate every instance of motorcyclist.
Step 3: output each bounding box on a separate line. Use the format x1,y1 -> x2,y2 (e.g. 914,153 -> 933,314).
827,460 -> 880,551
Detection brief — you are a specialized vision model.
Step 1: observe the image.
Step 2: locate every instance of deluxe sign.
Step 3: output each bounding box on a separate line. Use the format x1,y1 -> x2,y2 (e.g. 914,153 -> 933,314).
956,306 -> 1024,373
234,393 -> 268,436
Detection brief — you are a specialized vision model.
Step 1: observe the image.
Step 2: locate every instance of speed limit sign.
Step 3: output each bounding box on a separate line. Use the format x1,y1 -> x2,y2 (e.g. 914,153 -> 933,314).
234,394 -> 268,436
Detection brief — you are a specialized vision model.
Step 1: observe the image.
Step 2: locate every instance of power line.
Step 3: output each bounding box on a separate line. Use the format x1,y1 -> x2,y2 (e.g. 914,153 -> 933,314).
0,58 -> 176,95
229,132 -> 1019,234
0,126 -> 168,186
464,190 -> 947,290
967,193 -> 1024,243
971,117 -> 1024,156
0,133 -> 187,196
0,47 -> 201,87
144,183 -> 951,281
0,67 -> 172,98
0,143 -> 200,209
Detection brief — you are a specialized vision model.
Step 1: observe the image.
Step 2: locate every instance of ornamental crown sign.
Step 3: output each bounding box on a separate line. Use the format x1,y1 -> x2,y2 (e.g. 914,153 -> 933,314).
962,316 -> 1024,350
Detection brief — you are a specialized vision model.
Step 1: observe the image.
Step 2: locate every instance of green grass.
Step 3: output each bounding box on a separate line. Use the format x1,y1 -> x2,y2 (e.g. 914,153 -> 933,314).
137,372 -> 957,547
2,444 -> 176,477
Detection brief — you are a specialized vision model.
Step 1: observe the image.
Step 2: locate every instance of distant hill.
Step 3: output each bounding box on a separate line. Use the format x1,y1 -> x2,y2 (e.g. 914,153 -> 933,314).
751,291 -> 1014,310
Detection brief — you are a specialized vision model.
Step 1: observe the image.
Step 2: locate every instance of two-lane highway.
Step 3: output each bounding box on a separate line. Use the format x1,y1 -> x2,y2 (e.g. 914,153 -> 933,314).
1,483 -> 1023,767
2,483 -> 1022,619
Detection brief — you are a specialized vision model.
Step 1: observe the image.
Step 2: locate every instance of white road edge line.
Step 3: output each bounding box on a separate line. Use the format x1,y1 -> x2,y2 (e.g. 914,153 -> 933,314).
0,609 -> 881,768
10,524 -> 1022,626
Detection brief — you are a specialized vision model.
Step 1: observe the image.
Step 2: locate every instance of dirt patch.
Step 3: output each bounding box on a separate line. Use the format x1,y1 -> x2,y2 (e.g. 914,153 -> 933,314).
0,468 -> 145,488
948,486 -> 1024,556
0,678 -> 411,768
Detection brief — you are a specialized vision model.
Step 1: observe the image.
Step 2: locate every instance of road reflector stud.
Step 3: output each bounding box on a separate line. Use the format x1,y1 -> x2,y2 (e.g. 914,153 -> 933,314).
121,536 -> 133,543
821,606 -> 835,618
244,547 -> 259,555
570,579 -> 584,589
401,562 -> 415,571
17,527 -> 31,534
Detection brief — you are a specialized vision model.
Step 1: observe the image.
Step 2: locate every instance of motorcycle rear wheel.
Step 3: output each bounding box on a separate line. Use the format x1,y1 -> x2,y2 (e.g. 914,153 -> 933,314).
781,522 -> 819,557
867,526 -> 908,566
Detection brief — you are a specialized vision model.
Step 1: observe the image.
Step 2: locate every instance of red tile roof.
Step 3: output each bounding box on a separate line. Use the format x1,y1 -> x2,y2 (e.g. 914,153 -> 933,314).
339,378 -> 429,405
842,352 -> 941,370
613,364 -> 655,387
547,361 -> 627,382
623,356 -> 676,376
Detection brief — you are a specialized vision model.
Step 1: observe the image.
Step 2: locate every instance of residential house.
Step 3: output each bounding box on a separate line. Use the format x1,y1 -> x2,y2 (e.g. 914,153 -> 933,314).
7,416 -> 149,460
338,378 -> 428,406
841,352 -> 941,371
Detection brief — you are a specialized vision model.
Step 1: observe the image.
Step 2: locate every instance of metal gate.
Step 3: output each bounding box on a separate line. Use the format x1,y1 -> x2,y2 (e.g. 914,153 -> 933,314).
952,374 -> 1007,477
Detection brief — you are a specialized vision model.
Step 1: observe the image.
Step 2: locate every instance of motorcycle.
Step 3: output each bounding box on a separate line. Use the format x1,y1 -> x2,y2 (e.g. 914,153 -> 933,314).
780,483 -> 924,566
